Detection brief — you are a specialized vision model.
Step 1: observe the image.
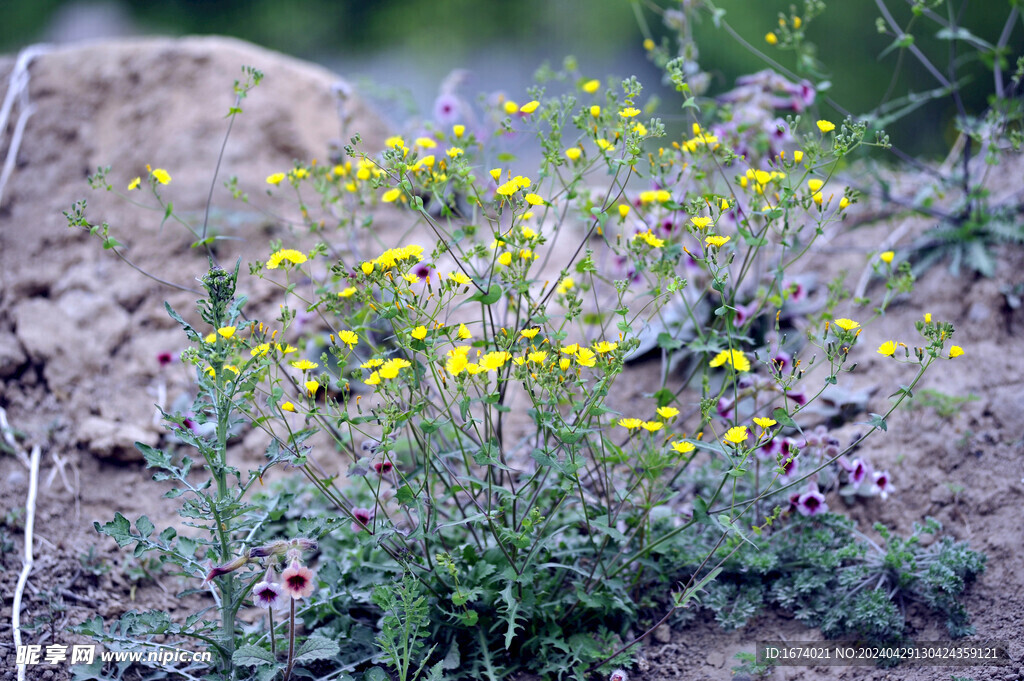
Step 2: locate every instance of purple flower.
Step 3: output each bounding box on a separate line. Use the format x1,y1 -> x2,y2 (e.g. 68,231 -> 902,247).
373,460 -> 394,475
157,352 -> 176,367
253,575 -> 284,609
433,93 -> 462,127
796,484 -> 828,516
351,507 -> 374,534
872,470 -> 894,499
849,458 -> 872,488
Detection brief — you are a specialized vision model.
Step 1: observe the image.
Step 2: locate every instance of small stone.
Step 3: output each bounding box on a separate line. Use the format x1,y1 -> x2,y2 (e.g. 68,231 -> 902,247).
78,416 -> 158,462
652,623 -> 671,643
0,332 -> 27,378
705,651 -> 725,668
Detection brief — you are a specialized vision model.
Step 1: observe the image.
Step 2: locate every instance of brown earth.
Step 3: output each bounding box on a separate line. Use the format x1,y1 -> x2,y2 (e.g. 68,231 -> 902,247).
1,36 -> 1022,681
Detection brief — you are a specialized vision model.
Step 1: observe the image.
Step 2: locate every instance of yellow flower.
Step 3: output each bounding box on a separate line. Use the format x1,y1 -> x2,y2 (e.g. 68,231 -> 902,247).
520,100 -> 540,114
657,406 -> 680,419
839,197 -> 850,209
527,350 -> 548,364
691,216 -> 712,230
305,380 -> 320,395
128,177 -> 141,190
705,235 -> 731,248
634,230 -> 665,248
709,349 -> 750,372
411,325 -> 428,340
450,272 -> 471,285
453,124 -> 465,138
385,135 -> 406,151
949,345 -> 964,358
877,340 -> 897,356
151,168 -> 171,185
643,38 -> 655,51
595,138 -> 614,152
339,287 -> 357,298
379,358 -> 411,379
457,323 -> 472,340
281,401 -> 296,412
753,417 -> 777,429
559,357 -> 572,371
446,349 -> 470,376
204,333 -> 216,344
582,79 -> 600,94
593,341 -> 618,354
266,172 -> 285,186
617,204 -> 631,218
765,32 -> 779,45
498,252 -> 513,266
834,318 -> 860,331
524,193 -> 544,206
817,120 -> 836,133
382,188 -> 401,203
723,426 -> 749,445
520,327 -> 540,339
793,150 -> 804,162
671,441 -> 695,454
403,273 -> 420,284
290,359 -> 318,371
251,343 -> 271,357
338,330 -> 358,348
633,122 -> 648,136
361,262 -> 374,275
565,147 -> 582,161
879,251 -> 894,264
278,343 -> 298,355
364,371 -> 380,386
619,107 -> 640,118
560,344 -> 580,355
217,326 -> 236,339
924,313 -> 932,323
479,351 -> 512,371
617,417 -> 642,430
446,146 -> 464,158
590,105 -> 601,118
415,136 -> 437,149
361,359 -> 383,369
266,249 -> 307,270
641,421 -> 663,432
556,277 -> 574,295
575,348 -> 597,367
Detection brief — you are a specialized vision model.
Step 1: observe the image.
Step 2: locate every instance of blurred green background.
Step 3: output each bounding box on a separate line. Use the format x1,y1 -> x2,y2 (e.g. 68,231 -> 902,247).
2,0 -> 1019,158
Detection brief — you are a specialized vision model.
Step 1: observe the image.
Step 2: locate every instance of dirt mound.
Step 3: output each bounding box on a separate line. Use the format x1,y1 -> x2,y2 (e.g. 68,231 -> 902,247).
0,36 -> 386,460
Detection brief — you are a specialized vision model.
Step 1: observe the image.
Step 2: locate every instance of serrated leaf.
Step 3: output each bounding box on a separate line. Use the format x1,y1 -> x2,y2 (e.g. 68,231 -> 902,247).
95,513 -> 134,547
232,645 -> 276,667
294,635 -> 340,663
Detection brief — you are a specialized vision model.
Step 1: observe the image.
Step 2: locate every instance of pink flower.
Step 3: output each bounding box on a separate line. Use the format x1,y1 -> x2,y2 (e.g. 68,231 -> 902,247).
157,351 -> 176,367
280,559 -> 317,600
373,460 -> 394,475
796,484 -> 828,516
351,507 -> 374,533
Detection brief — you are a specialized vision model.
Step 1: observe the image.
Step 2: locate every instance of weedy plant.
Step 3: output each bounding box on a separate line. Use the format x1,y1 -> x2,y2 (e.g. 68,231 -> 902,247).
65,2 -> 1002,680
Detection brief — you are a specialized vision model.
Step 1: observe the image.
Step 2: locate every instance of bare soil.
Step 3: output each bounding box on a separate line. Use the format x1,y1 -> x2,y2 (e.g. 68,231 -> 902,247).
1,37 -> 1022,681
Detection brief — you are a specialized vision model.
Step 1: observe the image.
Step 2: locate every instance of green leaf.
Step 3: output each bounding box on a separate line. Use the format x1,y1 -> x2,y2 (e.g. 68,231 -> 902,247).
95,513 -> 134,547
232,645 -> 276,667
865,413 -> 888,431
136,516 -> 154,539
396,485 -> 416,506
657,332 -> 683,351
469,285 -> 503,305
772,407 -> 799,430
295,635 -> 341,663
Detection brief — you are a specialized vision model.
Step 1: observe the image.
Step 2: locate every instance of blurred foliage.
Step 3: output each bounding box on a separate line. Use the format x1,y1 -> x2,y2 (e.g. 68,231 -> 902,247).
2,0 -> 1018,157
